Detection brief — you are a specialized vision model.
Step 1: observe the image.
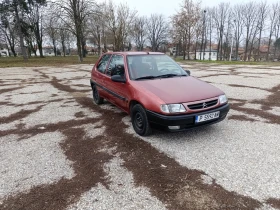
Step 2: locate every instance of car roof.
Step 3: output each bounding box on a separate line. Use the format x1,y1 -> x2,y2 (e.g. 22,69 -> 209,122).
104,52 -> 165,56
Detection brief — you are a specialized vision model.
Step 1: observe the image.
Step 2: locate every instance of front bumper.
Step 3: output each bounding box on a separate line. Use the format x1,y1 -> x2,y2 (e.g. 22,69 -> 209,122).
146,103 -> 230,131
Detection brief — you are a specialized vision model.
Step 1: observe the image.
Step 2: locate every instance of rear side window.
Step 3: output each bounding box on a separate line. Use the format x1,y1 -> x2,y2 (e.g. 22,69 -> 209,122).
97,54 -> 111,73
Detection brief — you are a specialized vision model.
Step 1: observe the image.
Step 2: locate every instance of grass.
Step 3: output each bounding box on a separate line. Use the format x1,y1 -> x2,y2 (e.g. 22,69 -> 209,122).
173,57 -> 280,66
0,55 -> 99,68
1,55 -> 279,68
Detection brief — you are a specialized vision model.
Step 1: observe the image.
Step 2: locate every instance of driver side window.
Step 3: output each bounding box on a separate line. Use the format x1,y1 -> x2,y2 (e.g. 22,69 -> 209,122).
106,55 -> 125,77
97,54 -> 111,73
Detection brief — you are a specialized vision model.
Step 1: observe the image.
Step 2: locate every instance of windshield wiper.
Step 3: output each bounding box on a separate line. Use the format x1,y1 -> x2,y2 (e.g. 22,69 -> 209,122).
156,74 -> 187,78
135,76 -> 156,80
135,74 -> 187,80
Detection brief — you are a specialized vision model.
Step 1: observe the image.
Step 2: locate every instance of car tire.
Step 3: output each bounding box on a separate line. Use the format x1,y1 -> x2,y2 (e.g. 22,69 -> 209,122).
92,85 -> 104,105
131,104 -> 152,136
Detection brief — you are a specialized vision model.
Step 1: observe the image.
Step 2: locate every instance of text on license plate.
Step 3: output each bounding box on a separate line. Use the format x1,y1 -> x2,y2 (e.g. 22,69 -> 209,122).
195,111 -> 220,123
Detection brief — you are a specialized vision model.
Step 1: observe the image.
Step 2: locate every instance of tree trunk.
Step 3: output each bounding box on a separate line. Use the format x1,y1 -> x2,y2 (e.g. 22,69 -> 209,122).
273,25 -> 280,60
5,35 -> 17,57
257,30 -> 262,61
76,34 -> 83,62
267,33 -> 273,61
52,39 -> 57,56
194,40 -> 198,60
187,26 -> 191,60
82,39 -> 86,58
217,39 -> 220,60
62,40 -> 66,57
183,34 -> 186,60
11,46 -> 16,57
220,30 -> 223,61
38,44 -> 43,57
34,9 -> 44,58
14,1 -> 28,61
244,25 -> 250,61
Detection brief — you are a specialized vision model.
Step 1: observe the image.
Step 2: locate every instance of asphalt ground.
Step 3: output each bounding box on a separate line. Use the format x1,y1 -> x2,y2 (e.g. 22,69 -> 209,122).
0,63 -> 279,210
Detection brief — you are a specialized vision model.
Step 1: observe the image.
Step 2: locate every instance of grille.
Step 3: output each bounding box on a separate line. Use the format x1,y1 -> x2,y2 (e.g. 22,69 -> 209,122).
187,99 -> 218,110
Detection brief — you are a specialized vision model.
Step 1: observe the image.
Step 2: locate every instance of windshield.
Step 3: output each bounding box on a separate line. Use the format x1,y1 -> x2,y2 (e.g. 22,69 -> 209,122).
127,54 -> 188,80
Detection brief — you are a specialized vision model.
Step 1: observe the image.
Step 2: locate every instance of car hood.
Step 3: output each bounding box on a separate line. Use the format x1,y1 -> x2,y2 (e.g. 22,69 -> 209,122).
132,76 -> 224,104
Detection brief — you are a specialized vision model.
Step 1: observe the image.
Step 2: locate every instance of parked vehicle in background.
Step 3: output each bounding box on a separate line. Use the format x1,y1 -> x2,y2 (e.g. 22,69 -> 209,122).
90,52 -> 230,136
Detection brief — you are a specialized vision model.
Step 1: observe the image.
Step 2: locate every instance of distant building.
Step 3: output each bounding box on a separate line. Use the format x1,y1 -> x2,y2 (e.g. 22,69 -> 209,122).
30,46 -> 55,56
0,48 -> 9,57
196,50 -> 217,61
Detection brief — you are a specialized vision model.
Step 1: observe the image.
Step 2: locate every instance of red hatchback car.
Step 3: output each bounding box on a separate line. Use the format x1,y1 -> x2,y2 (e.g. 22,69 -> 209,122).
90,52 -> 230,136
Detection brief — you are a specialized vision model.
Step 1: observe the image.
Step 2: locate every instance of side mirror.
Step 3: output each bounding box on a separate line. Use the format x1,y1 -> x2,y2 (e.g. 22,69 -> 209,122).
111,75 -> 126,83
186,70 -> 191,76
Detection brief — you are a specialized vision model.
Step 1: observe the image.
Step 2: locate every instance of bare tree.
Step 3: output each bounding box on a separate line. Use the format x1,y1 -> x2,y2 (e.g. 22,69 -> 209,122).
147,14 -> 168,52
131,16 -> 147,51
255,2 -> 268,61
105,1 -> 137,51
232,4 -> 244,60
242,2 -> 258,61
0,0 -> 29,60
271,3 -> 280,60
0,15 -> 17,56
26,0 -> 47,57
55,0 -> 97,62
266,3 -> 279,61
213,2 -> 230,60
44,6 -> 59,56
87,2 -> 108,55
223,10 -> 233,60
59,24 -> 72,56
172,0 -> 201,60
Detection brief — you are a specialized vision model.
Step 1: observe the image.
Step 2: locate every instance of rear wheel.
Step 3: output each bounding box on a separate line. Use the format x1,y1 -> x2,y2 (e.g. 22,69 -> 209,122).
131,104 -> 152,136
92,85 -> 104,105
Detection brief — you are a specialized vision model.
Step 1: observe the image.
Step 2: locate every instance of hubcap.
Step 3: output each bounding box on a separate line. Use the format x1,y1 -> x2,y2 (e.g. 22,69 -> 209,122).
135,112 -> 143,129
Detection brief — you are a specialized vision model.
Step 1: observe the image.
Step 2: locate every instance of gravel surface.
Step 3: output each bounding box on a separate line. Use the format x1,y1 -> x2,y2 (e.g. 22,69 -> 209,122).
0,63 -> 279,210
0,132 -> 75,199
67,157 -> 166,210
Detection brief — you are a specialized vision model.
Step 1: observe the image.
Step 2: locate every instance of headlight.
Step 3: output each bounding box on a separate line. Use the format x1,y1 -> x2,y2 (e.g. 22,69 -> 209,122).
160,104 -> 186,113
219,95 -> 228,104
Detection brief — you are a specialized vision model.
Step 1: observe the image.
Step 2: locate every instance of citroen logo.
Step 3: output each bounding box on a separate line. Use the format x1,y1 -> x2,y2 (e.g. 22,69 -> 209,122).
203,102 -> 208,108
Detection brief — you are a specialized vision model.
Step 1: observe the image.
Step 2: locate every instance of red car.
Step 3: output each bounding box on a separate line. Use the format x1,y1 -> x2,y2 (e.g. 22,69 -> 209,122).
90,52 -> 230,136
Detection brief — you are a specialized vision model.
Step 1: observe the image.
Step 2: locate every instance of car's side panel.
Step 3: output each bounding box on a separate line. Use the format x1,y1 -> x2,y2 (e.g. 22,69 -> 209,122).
126,81 -> 165,115
91,54 -> 112,98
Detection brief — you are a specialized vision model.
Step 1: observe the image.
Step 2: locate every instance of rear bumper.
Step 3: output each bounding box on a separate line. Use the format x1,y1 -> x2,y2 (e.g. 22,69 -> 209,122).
146,103 -> 230,131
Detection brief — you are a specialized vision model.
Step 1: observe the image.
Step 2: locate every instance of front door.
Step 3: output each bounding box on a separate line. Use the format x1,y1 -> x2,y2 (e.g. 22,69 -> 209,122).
103,54 -> 129,111
94,54 -> 112,99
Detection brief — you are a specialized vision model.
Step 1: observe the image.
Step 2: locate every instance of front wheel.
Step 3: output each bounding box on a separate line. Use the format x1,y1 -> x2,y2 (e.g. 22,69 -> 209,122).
131,104 -> 152,136
92,85 -> 104,105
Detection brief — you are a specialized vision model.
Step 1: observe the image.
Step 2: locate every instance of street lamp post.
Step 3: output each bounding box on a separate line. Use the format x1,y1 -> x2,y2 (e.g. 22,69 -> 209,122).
209,14 -> 212,61
203,10 -> 207,60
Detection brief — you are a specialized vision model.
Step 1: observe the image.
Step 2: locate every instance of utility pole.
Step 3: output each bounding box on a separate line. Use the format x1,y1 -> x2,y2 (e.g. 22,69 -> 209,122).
209,12 -> 212,61
203,10 -> 207,60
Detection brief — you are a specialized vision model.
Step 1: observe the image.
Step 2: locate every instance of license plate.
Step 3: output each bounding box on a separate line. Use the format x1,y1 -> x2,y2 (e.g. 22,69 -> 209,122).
195,111 -> 220,123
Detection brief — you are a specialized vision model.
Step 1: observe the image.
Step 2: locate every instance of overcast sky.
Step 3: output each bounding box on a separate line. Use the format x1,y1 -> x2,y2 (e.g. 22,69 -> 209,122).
100,0 -> 280,17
